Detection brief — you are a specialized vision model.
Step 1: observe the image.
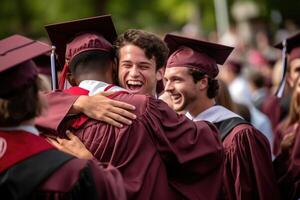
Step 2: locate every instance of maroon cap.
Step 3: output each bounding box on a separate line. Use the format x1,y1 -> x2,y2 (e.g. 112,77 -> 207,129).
164,33 -> 234,77
45,15 -> 117,66
45,15 -> 117,89
65,33 -> 113,65
0,35 -> 51,97
275,32 -> 300,61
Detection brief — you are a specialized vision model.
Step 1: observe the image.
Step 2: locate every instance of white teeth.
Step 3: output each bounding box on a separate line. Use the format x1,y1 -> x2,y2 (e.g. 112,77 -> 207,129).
127,80 -> 143,86
171,94 -> 181,101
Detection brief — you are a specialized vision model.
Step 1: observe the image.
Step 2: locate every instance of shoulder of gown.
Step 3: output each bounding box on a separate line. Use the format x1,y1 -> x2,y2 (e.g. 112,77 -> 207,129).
222,123 -> 280,200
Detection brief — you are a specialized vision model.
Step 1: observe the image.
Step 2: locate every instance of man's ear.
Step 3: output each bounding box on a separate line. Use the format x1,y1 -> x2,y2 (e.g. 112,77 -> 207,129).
198,77 -> 209,90
66,72 -> 77,86
111,60 -> 119,85
156,67 -> 165,81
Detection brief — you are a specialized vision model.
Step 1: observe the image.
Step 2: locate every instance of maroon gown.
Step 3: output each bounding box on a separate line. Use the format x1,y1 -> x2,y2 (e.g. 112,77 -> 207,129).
36,90 -> 224,200
0,130 -> 125,200
260,95 -> 282,132
220,123 -> 280,200
273,123 -> 300,199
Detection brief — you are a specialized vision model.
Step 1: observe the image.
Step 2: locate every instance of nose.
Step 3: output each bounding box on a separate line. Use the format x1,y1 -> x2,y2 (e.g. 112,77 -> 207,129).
128,65 -> 139,78
164,80 -> 174,93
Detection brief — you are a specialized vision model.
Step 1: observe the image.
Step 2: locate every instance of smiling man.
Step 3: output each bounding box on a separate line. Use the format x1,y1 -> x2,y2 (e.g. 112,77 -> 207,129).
163,33 -> 280,200
36,17 -> 225,200
115,29 -> 168,96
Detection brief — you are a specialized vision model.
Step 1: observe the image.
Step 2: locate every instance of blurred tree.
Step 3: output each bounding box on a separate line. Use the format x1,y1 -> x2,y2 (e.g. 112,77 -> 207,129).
0,0 -> 299,40
106,0 -> 192,34
0,0 -> 101,39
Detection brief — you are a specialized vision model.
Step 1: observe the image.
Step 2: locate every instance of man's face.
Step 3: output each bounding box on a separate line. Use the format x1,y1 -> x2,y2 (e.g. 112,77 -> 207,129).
164,67 -> 198,112
288,58 -> 300,88
118,44 -> 163,96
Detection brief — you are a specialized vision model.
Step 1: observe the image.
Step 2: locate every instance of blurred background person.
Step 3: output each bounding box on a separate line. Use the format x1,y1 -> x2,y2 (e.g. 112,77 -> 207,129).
273,75 -> 300,199
0,34 -> 125,200
219,60 -> 274,150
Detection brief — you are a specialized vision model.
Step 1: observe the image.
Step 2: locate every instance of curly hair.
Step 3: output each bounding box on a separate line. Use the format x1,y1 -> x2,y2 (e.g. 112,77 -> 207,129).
114,29 -> 169,70
188,68 -> 219,99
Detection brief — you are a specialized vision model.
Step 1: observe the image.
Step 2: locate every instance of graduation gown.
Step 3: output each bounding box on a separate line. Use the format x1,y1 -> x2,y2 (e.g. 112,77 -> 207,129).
0,129 -> 126,200
260,95 -> 281,132
36,85 -> 224,200
186,105 -> 280,200
266,96 -> 291,152
273,123 -> 300,199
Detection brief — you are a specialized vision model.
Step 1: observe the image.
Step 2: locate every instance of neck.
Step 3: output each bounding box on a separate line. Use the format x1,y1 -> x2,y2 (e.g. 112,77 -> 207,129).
77,73 -> 113,85
188,98 -> 215,118
20,118 -> 35,126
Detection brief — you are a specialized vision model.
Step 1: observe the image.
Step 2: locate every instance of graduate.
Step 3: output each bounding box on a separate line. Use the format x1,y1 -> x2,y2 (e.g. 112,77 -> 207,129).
36,15 -> 225,200
0,34 -> 126,200
273,32 -> 300,156
273,75 -> 300,199
163,33 -> 280,200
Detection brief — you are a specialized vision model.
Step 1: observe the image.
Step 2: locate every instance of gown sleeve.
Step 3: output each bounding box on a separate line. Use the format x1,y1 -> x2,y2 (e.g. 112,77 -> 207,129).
274,125 -> 300,199
36,91 -> 78,133
36,158 -> 126,200
223,124 -> 280,200
141,97 -> 224,199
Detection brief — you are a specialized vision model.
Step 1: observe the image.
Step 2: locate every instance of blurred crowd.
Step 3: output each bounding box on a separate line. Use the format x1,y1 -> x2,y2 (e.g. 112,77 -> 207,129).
1,13 -> 300,200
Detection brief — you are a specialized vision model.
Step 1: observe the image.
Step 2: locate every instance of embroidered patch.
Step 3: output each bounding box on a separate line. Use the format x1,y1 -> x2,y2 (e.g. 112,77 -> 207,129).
0,137 -> 7,159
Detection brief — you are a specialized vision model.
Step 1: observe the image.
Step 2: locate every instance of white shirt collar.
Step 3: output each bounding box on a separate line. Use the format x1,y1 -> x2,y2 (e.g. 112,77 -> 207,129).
0,125 -> 39,136
79,80 -> 127,96
186,105 -> 242,123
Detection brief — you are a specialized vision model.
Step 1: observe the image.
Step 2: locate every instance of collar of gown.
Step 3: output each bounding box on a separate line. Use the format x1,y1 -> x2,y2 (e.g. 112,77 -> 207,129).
186,105 -> 242,123
79,80 -> 127,96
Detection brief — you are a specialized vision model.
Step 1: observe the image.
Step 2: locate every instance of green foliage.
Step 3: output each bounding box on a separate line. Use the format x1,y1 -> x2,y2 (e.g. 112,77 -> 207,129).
0,0 -> 299,40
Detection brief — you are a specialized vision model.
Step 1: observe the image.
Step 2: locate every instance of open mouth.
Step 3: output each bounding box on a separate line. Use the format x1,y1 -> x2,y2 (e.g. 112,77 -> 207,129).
126,80 -> 144,91
170,94 -> 181,104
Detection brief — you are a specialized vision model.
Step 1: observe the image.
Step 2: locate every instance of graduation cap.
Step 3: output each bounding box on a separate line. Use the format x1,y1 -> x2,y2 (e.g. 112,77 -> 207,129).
45,15 -> 117,89
273,33 -> 300,97
164,33 -> 234,78
275,32 -> 300,62
0,34 -> 51,97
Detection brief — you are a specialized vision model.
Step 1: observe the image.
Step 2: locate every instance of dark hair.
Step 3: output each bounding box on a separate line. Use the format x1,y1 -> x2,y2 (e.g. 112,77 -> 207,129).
188,68 -> 219,99
0,79 -> 43,126
114,29 -> 169,70
247,69 -> 265,89
69,50 -> 114,74
215,79 -> 235,111
69,50 -> 117,84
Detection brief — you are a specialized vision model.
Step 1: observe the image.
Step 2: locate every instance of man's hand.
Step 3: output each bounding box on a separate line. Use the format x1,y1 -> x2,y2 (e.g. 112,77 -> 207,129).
46,131 -> 93,159
72,91 -> 136,128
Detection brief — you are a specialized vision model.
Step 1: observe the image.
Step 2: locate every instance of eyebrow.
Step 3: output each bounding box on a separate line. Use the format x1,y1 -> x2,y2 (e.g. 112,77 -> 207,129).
120,60 -> 152,65
166,75 -> 183,80
120,60 -> 132,64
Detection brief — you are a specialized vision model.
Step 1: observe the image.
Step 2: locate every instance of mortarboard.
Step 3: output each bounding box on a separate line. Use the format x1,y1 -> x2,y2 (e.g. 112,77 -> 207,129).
0,34 -> 51,97
273,32 -> 300,97
164,33 -> 234,78
275,32 -> 300,62
45,15 -> 117,89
